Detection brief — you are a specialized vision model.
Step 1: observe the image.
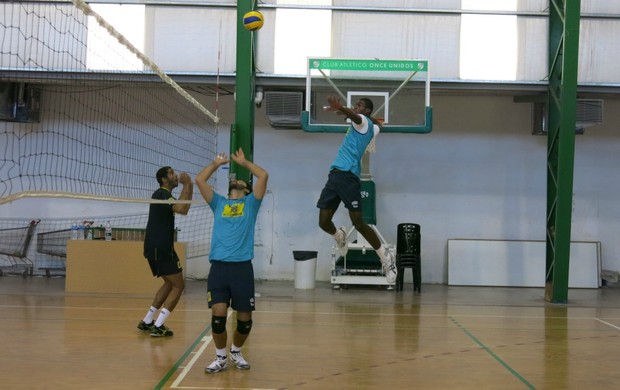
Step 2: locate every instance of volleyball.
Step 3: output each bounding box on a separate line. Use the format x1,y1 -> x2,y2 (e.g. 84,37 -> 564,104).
243,11 -> 264,31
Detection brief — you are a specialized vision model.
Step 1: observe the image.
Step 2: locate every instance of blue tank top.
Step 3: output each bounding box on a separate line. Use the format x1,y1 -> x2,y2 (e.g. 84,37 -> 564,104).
329,115 -> 375,177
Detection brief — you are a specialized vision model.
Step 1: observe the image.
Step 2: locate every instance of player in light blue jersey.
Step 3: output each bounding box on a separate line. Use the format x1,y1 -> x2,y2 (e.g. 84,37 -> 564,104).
317,96 -> 397,283
196,148 -> 268,374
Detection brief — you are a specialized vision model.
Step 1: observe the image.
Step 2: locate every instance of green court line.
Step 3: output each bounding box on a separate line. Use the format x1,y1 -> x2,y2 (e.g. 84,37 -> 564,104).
154,324 -> 212,390
449,317 -> 536,389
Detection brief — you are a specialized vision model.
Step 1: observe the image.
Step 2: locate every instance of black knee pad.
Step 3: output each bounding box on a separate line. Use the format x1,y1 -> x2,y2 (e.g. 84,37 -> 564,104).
237,319 -> 253,335
211,316 -> 227,334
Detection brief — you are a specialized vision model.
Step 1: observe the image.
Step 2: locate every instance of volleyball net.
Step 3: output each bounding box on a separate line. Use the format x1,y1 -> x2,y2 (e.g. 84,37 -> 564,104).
0,1 -> 219,270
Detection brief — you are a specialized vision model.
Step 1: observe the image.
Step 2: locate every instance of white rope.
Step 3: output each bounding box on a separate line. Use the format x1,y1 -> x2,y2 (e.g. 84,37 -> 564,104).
0,191 -> 207,206
72,0 -> 219,124
318,69 -> 347,102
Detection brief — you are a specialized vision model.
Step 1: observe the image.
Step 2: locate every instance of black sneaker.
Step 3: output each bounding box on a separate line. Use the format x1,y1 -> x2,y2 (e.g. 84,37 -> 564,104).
150,324 -> 173,337
137,320 -> 155,331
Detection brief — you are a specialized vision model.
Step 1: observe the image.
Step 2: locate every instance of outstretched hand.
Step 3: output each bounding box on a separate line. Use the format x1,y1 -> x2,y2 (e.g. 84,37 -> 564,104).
230,148 -> 247,166
324,95 -> 343,112
214,152 -> 229,166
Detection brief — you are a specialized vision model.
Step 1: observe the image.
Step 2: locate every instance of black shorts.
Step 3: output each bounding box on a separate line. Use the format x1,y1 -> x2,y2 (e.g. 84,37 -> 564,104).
316,169 -> 362,211
145,248 -> 182,277
207,260 -> 255,312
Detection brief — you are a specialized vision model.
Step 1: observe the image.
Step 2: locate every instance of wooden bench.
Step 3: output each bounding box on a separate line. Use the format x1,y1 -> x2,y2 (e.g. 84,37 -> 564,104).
0,219 -> 40,277
35,223 -> 153,277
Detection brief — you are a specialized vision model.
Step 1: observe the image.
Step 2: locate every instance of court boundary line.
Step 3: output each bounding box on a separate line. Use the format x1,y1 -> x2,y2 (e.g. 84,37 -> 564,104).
159,311 -> 233,390
449,316 -> 536,389
171,335 -> 213,388
596,318 -> 620,330
154,324 -> 213,390
4,303 -> 620,321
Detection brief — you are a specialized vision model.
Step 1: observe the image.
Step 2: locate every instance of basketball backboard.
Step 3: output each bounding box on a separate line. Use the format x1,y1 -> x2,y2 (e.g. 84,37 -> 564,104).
302,57 -> 432,133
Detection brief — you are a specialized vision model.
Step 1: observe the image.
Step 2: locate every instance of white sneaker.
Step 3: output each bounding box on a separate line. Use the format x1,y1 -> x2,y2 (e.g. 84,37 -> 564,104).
382,249 -> 397,284
230,351 -> 251,370
205,355 -> 228,374
335,226 -> 349,257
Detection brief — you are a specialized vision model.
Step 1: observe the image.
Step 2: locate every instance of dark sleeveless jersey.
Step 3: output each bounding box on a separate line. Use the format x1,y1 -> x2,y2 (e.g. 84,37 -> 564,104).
144,187 -> 176,259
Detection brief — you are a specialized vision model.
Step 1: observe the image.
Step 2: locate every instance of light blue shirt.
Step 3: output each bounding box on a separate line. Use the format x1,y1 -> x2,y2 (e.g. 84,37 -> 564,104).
330,115 -> 376,177
208,192 -> 262,262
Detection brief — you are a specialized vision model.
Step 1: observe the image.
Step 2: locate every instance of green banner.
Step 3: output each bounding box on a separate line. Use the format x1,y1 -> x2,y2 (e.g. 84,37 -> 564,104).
309,58 -> 427,72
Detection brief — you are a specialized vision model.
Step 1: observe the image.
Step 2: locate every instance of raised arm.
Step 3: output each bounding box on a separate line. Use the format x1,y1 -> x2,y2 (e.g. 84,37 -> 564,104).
325,95 -> 362,125
172,172 -> 193,215
196,152 -> 229,203
230,148 -> 269,200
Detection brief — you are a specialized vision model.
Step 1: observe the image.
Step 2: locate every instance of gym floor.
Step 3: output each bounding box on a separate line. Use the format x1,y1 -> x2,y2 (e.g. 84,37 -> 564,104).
1,275 -> 620,389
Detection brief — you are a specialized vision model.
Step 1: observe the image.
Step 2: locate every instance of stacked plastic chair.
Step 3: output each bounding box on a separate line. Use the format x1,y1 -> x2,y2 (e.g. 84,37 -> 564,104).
395,223 -> 421,292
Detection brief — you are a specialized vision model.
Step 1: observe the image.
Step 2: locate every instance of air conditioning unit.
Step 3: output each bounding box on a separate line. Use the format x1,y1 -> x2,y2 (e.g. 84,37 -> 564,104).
265,91 -> 302,129
0,82 -> 41,123
532,99 -> 603,135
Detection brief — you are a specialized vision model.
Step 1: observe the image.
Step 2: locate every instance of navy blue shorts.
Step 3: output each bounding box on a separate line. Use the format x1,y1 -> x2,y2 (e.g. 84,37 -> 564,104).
316,168 -> 362,211
146,248 -> 182,277
207,260 -> 255,312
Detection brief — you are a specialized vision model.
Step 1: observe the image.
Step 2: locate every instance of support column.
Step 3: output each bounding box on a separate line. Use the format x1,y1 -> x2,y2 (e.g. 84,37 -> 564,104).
545,0 -> 581,303
231,0 -> 257,184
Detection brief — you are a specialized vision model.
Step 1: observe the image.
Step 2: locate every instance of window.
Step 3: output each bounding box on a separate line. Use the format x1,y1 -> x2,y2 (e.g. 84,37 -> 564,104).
87,4 -> 145,71
460,0 -> 518,80
274,1 -> 331,75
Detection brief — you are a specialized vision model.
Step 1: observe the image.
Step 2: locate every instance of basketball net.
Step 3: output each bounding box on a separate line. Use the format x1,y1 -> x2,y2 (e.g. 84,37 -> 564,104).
365,117 -> 383,154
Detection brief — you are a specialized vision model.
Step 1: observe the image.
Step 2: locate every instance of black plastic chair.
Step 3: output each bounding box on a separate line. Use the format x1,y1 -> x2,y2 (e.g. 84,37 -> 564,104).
395,223 -> 421,292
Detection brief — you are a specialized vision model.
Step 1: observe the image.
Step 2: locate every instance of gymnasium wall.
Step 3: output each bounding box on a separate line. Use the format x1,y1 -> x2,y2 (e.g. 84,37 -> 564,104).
3,89 -> 619,284
248,94 -> 620,284
3,1 -> 620,283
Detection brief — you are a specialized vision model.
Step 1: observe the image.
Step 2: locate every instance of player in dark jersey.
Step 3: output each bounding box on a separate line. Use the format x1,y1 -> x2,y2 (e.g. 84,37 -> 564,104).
138,166 -> 193,337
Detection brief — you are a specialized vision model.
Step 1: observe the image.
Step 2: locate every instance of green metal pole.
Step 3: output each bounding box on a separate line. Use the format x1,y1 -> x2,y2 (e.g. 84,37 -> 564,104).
545,0 -> 581,303
231,0 -> 256,184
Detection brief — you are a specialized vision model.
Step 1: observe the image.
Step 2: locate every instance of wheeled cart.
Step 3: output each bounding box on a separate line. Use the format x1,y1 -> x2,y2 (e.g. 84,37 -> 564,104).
330,225 -> 395,289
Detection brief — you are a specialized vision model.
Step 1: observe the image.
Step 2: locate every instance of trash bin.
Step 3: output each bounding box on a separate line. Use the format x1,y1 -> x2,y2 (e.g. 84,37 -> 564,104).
293,251 -> 318,289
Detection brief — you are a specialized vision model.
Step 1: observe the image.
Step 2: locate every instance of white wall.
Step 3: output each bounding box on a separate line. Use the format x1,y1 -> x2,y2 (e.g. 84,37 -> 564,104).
3,93 -> 620,283
246,93 -> 620,284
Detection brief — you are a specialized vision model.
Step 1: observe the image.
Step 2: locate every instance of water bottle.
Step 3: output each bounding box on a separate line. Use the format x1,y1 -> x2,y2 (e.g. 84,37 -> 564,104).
77,222 -> 85,240
105,221 -> 112,241
70,222 -> 78,240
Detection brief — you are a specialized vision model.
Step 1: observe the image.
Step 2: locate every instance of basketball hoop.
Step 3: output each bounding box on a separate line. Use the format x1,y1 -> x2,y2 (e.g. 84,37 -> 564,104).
366,117 -> 382,154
